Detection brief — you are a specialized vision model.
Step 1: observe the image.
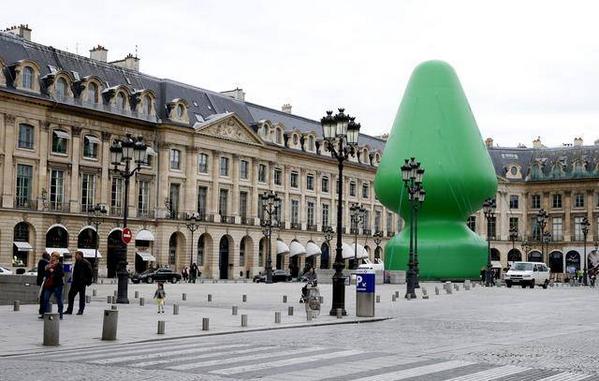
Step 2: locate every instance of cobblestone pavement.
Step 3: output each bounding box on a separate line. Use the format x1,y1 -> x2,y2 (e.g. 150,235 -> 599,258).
3,281 -> 599,380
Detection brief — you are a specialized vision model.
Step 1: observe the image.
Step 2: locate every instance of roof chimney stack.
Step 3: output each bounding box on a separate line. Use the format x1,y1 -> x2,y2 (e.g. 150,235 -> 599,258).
485,137 -> 494,148
532,136 -> 543,149
220,88 -> 245,101
281,103 -> 292,114
574,137 -> 583,146
90,45 -> 108,62
111,53 -> 140,71
5,24 -> 32,41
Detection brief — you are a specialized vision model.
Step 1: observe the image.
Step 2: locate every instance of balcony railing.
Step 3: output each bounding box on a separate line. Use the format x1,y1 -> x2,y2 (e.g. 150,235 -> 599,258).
290,222 -> 301,230
350,227 -> 359,235
110,206 -> 123,216
307,224 -> 317,231
363,229 -> 372,236
240,216 -> 254,226
15,198 -> 37,210
321,225 -> 331,232
137,209 -> 155,219
221,215 -> 236,224
48,202 -> 70,213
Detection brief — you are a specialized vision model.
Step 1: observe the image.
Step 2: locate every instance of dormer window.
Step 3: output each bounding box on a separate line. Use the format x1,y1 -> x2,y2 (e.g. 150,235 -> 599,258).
23,66 -> 34,89
55,77 -> 68,100
145,95 -> 153,115
167,99 -> 189,123
116,92 -> 126,110
308,136 -> 315,152
52,129 -> 70,154
87,82 -> 99,103
177,104 -> 184,118
275,128 -> 283,145
293,134 -> 299,146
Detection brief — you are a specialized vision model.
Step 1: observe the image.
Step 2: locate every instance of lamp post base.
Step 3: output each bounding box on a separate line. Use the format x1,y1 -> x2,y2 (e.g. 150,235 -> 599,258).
485,266 -> 494,287
405,268 -> 417,299
266,266 -> 273,284
116,258 -> 130,304
329,272 -> 347,316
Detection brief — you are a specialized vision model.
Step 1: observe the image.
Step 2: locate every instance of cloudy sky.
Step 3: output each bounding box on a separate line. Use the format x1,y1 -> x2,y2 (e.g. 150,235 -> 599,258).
3,0 -> 598,147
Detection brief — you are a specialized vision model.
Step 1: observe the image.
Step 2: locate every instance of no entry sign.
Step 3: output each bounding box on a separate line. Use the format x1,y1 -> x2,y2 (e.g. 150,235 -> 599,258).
122,227 -> 132,244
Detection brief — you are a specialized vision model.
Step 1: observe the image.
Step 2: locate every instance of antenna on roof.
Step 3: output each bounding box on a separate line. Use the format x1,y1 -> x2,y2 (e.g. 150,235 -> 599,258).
76,42 -> 79,54
135,44 -> 138,58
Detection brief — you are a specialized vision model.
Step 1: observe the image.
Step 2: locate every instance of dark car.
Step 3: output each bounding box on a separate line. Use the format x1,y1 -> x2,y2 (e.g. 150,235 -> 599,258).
253,269 -> 292,283
131,268 -> 181,284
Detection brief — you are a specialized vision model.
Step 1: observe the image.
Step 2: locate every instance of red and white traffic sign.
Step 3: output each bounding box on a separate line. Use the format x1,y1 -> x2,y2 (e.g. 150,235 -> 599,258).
122,227 -> 132,245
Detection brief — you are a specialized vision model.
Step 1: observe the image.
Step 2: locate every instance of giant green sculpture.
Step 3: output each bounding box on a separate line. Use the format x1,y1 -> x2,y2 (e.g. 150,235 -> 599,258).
374,60 -> 497,280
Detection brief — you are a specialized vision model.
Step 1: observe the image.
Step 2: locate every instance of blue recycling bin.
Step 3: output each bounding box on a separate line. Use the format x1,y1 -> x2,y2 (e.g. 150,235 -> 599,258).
356,269 -> 375,317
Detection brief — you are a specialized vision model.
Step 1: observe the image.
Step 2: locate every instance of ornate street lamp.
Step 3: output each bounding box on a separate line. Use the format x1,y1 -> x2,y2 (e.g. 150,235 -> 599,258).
509,225 -> 518,253
323,226 -> 334,269
373,231 -> 383,259
400,158 -> 426,299
87,203 -> 107,283
185,212 -> 201,270
110,133 -> 147,304
349,203 -> 366,269
482,198 -> 496,287
536,208 -> 549,262
321,108 -> 361,315
260,190 -> 281,284
521,240 -> 530,260
582,217 -> 590,286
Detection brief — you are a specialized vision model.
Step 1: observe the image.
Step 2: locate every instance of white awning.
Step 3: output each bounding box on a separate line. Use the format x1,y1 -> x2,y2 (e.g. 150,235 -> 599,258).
85,135 -> 101,144
45,247 -> 70,256
491,261 -> 503,268
137,252 -> 156,261
77,248 -> 102,258
342,243 -> 368,259
13,241 -> 33,252
53,130 -> 71,140
276,240 -> 290,255
289,241 -> 306,257
306,241 -> 322,257
135,229 -> 155,242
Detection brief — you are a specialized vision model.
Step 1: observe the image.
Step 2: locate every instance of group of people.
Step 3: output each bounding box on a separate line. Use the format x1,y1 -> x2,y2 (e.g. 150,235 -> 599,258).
181,263 -> 201,283
36,250 -> 93,319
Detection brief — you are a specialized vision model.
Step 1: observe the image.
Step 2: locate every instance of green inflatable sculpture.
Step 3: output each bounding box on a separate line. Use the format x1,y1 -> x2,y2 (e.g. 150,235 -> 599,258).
374,60 -> 497,280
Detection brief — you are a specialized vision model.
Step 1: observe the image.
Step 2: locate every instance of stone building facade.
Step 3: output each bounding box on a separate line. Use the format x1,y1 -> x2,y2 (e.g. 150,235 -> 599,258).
0,26 -> 394,280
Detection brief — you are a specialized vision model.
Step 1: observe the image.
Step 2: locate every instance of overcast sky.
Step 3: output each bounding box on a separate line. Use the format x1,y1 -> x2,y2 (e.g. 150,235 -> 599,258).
3,0 -> 598,147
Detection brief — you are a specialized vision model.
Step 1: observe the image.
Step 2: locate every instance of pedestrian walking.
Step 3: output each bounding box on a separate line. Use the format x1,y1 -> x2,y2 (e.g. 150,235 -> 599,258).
65,250 -> 93,315
153,282 -> 166,313
40,252 -> 65,319
182,266 -> 189,282
36,252 -> 50,316
190,263 -> 199,283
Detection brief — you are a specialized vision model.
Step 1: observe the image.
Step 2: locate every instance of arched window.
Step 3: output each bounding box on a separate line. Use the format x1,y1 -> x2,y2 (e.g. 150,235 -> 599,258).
308,136 -> 315,151
87,82 -> 98,103
145,95 -> 152,115
293,134 -> 299,146
320,242 -> 330,269
239,238 -> 246,267
23,66 -> 34,89
116,92 -> 126,110
177,104 -> 185,118
55,77 -> 68,100
197,235 -> 205,266
275,128 -> 283,144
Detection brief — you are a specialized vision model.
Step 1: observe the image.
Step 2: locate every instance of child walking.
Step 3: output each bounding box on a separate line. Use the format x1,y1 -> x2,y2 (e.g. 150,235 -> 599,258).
153,282 -> 166,313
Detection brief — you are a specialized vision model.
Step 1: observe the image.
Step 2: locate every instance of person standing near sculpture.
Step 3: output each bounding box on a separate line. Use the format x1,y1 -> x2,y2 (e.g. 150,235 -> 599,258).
40,252 -> 65,319
65,251 -> 93,315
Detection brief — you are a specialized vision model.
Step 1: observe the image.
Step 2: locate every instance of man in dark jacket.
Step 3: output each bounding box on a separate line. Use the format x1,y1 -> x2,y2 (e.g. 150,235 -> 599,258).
37,252 -> 50,315
65,251 -> 92,315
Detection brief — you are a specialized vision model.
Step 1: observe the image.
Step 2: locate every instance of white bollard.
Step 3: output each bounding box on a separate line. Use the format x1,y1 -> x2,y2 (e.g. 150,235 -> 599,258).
173,304 -> 179,315
288,306 -> 294,316
275,312 -> 281,323
140,297 -> 145,306
43,313 -> 59,346
92,289 -> 97,296
13,300 -> 20,311
157,320 -> 165,334
232,306 -> 238,315
202,317 -> 209,331
134,291 -> 139,299
241,314 -> 248,327
208,294 -> 212,302
102,309 -> 118,341
242,294 -> 247,302
182,293 -> 187,301
283,295 -> 287,303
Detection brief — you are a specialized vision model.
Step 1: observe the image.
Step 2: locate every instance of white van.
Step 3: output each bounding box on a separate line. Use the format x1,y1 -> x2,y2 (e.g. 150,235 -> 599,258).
358,258 -> 384,272
505,261 -> 550,289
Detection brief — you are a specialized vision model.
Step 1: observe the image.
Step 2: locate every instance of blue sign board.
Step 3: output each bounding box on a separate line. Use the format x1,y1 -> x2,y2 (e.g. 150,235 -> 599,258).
356,272 -> 375,293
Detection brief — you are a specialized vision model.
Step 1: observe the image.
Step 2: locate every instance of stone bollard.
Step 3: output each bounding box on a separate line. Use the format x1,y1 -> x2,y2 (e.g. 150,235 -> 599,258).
445,285 -> 452,295
134,291 -> 139,299
392,294 -> 397,302
173,304 -> 179,315
13,300 -> 20,311
86,295 -> 91,304
157,320 -> 165,334
100,279 -> 103,284
283,295 -> 287,303
422,288 -> 429,299
92,289 -> 97,296
242,294 -> 247,303
208,294 -> 212,302
43,313 -> 60,346
113,290 -> 117,297
107,296 -> 112,304
202,317 -> 209,331
241,314 -> 248,327
406,293 -> 412,301
319,296 -> 324,304
336,308 -> 343,319
394,291 -> 400,298
435,286 -> 440,295
275,312 -> 281,323
182,293 -> 187,301
288,306 -> 294,316
307,310 -> 313,321
102,309 -> 118,341
111,305 -> 118,310
376,295 -> 381,303
232,306 -> 238,315
140,297 -> 145,306
456,284 -> 460,291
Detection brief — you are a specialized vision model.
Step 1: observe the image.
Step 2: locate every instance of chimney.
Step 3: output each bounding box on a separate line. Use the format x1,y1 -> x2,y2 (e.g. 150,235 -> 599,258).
281,103 -> 292,114
376,133 -> 389,141
595,139 -> 599,146
485,137 -> 494,148
90,45 -> 108,62
5,24 -> 32,41
220,88 -> 245,101
574,137 -> 583,146
532,136 -> 543,149
111,53 -> 140,71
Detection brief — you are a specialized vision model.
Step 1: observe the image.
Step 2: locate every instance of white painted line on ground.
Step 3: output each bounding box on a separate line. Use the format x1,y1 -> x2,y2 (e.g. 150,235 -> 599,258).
210,349 -> 364,375
88,343 -> 251,364
351,360 -> 474,381
167,346 -> 323,371
535,373 -> 592,381
442,365 -> 530,381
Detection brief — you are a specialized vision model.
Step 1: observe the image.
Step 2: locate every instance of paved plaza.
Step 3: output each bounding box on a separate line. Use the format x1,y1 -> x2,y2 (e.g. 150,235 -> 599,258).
2,281 -> 599,380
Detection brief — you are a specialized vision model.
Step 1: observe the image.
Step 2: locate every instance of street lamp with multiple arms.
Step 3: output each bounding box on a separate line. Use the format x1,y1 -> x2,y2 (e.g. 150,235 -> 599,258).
349,203 -> 366,269
185,212 -> 201,269
400,158 -> 425,299
321,108 -> 361,316
482,198 -> 496,287
373,231 -> 383,259
582,217 -> 590,286
260,190 -> 281,284
536,208 -> 549,262
87,203 -> 107,283
110,133 -> 147,304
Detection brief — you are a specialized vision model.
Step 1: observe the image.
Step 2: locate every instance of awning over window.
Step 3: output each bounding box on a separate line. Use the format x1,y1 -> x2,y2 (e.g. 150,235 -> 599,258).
491,261 -> 503,268
276,240 -> 290,255
342,243 -> 368,259
13,241 -> 33,252
136,252 -> 156,262
53,130 -> 71,139
45,247 -> 70,256
306,242 -> 322,257
135,229 -> 155,242
289,241 -> 306,257
85,135 -> 101,144
77,248 -> 102,258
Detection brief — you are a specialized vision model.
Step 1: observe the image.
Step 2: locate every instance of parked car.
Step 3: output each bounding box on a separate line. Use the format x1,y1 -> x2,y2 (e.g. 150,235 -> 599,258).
358,258 -> 385,272
24,266 -> 38,276
131,268 -> 181,284
0,266 -> 13,275
505,261 -> 550,289
253,269 -> 292,283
